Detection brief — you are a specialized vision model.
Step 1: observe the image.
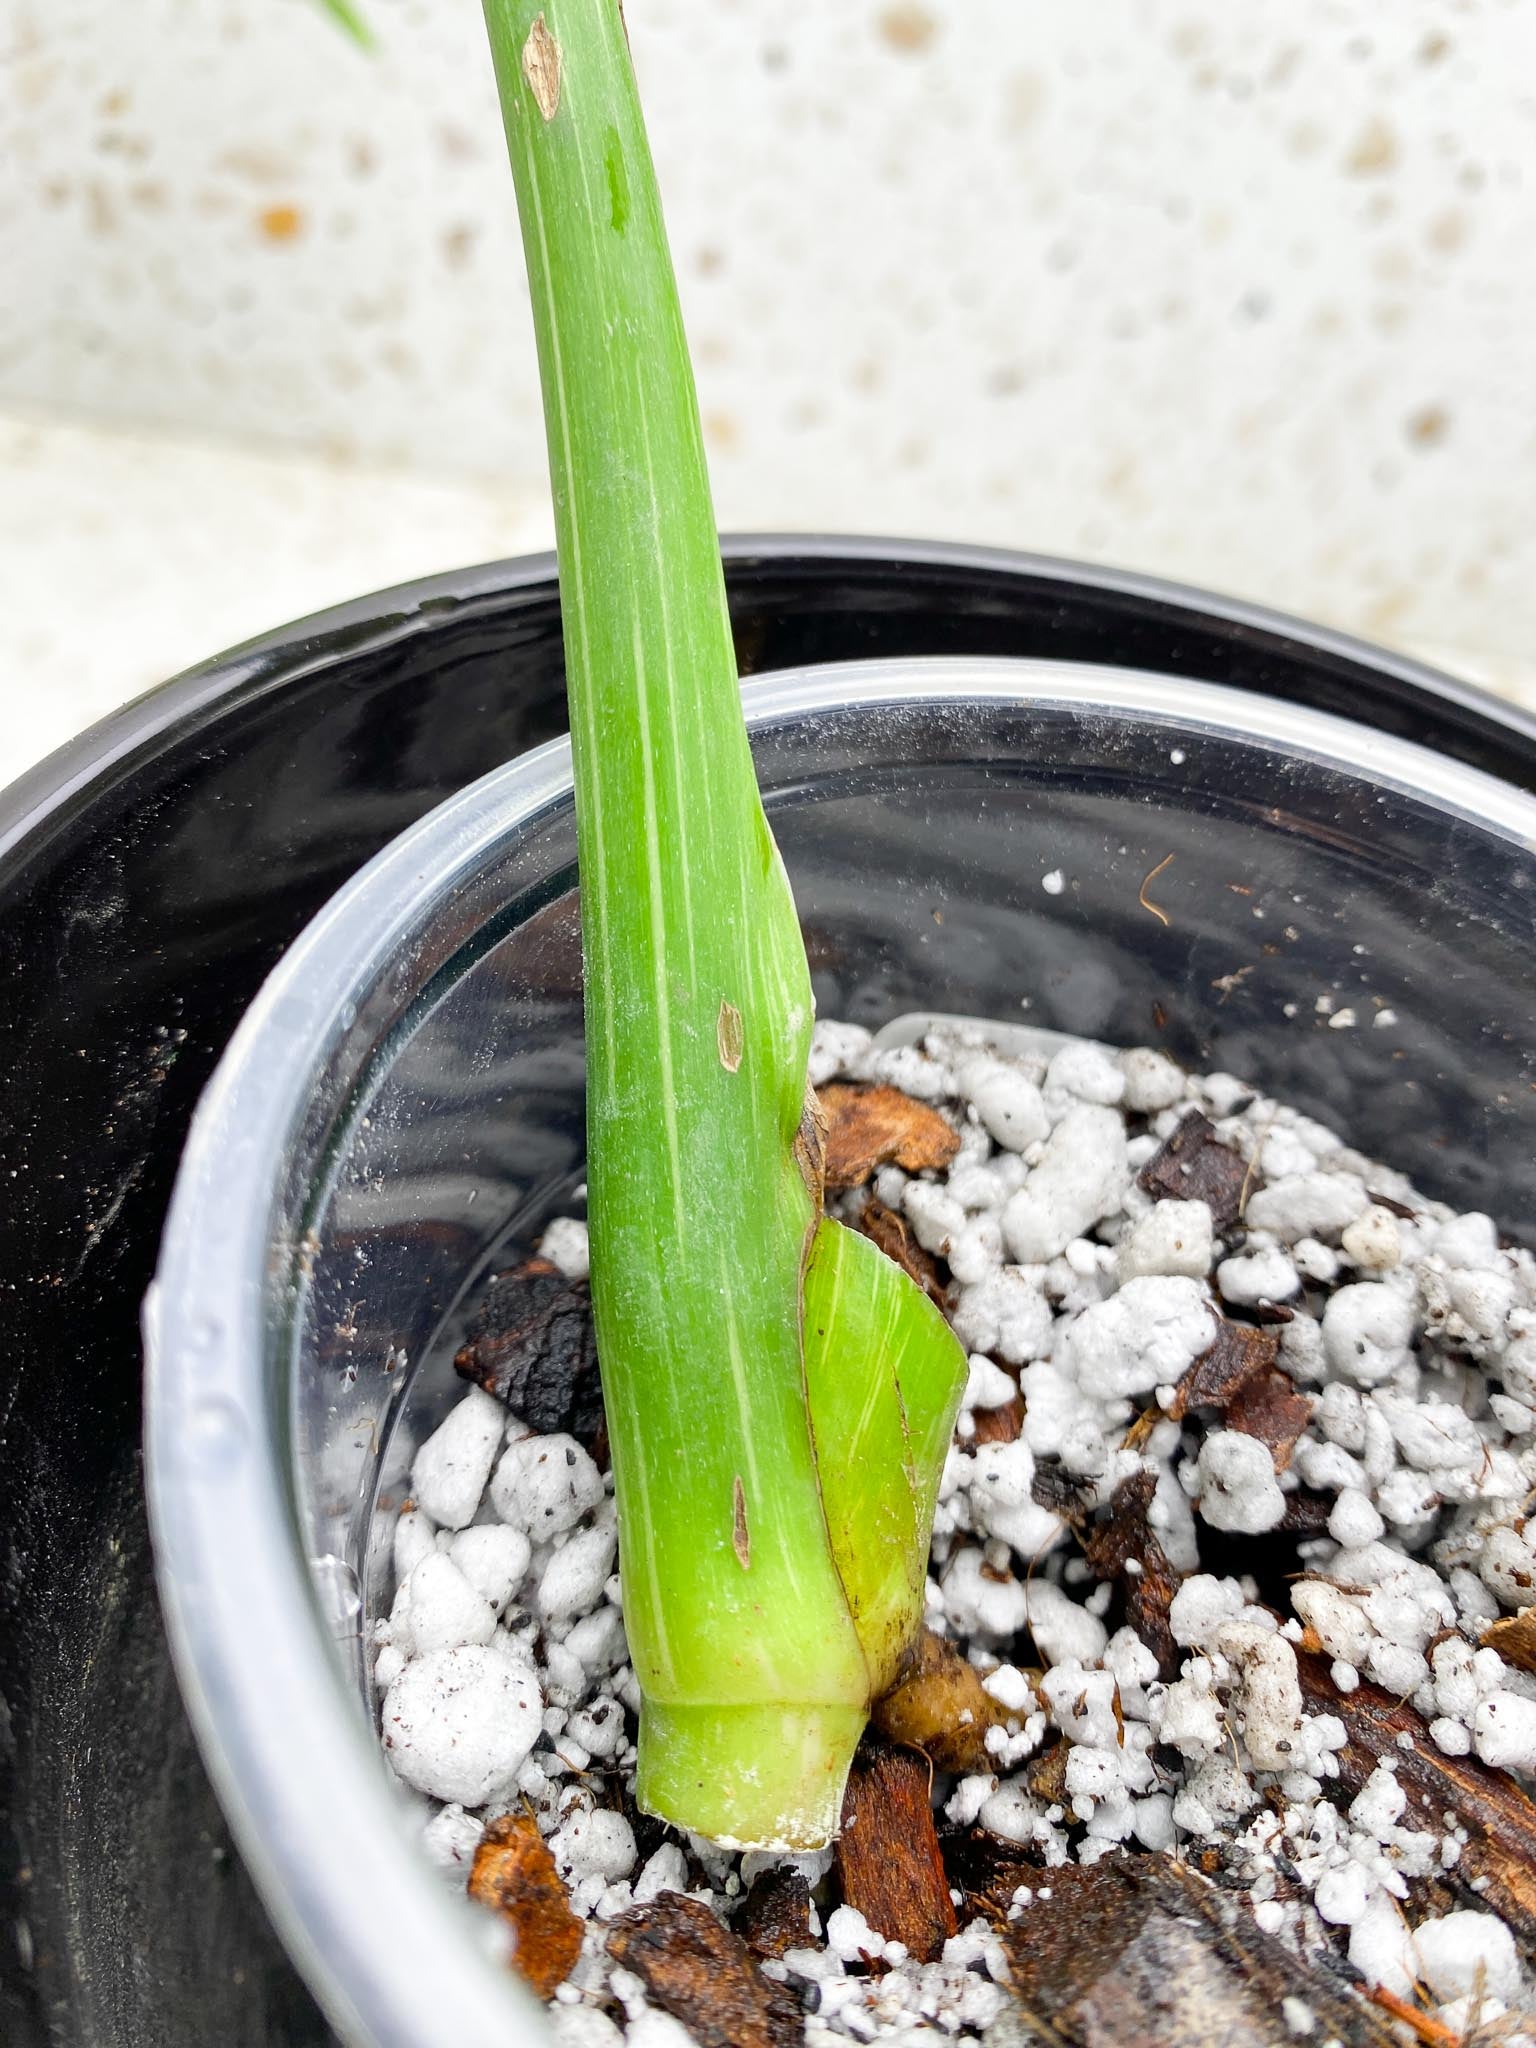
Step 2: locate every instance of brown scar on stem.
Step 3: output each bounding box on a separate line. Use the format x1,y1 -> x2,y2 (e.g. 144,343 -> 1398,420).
522,15 -> 562,122
1139,853 -> 1174,927
732,1475 -> 750,1569
717,998 -> 743,1073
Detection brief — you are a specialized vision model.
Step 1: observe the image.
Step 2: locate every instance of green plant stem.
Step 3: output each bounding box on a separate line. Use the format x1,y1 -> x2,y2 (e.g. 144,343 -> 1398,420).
480,0 -> 965,1847
316,0 -> 373,47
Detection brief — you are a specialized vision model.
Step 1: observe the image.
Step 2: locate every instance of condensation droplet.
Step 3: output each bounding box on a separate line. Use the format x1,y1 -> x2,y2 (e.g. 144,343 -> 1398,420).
310,1553 -> 362,1634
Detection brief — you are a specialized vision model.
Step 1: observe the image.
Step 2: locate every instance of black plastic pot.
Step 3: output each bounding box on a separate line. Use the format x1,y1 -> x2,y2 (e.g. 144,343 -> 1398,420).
4,539 -> 1536,2047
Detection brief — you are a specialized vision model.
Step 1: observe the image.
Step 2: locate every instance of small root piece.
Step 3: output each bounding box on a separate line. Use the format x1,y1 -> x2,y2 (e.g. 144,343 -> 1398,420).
1138,853 -> 1174,927
1365,1985 -> 1460,2047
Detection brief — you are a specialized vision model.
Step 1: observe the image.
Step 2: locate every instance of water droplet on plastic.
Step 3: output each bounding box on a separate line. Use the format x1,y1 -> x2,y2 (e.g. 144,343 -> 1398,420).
311,1553 -> 363,1633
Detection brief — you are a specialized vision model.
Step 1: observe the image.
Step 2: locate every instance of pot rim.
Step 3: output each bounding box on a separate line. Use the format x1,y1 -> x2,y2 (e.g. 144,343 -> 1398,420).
144,652 -> 1536,2048
11,533 -> 1536,866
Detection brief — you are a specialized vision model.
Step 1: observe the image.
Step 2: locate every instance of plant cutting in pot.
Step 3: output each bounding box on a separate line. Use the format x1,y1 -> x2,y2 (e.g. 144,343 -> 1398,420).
466,0 -> 971,1851
151,6 -> 1536,2045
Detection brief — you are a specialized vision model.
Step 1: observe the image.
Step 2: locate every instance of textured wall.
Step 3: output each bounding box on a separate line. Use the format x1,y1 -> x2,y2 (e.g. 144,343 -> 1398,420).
4,0 -> 1534,664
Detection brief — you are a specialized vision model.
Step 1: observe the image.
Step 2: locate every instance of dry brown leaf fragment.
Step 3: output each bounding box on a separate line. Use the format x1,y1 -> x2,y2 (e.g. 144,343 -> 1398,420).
607,1892 -> 803,2048
1482,1607 -> 1536,1674
1137,1109 -> 1252,1230
1279,1488 -> 1337,1535
467,1813 -> 584,2000
1124,1563 -> 1182,1681
873,1628 -> 1025,1775
834,1739 -> 958,1963
1029,1459 -> 1096,1523
852,1194 -> 948,1304
818,1082 -> 961,1191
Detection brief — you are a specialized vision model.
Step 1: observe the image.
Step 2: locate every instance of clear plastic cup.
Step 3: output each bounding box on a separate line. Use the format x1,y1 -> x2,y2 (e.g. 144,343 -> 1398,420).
146,655 -> 1536,2046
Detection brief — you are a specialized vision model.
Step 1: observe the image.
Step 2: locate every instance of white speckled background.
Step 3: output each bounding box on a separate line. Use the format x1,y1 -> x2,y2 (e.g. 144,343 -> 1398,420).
3,0 -> 1534,782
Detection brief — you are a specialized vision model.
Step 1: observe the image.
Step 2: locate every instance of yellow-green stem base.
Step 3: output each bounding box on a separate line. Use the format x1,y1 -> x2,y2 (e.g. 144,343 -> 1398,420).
636,1700 -> 868,1850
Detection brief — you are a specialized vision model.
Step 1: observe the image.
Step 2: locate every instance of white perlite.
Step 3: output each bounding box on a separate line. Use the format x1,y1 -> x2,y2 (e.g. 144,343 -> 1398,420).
410,1384 -> 505,1530
372,1018 -> 1536,2041
381,1642 -> 543,1806
1196,1431 -> 1286,1534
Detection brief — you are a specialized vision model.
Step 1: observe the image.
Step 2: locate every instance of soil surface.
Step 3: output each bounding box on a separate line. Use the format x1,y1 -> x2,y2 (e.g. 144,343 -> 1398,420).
375,1019 -> 1536,2046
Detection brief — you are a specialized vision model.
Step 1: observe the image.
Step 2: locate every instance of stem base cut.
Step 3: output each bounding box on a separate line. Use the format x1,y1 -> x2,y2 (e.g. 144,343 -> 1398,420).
638,1700 -> 870,1850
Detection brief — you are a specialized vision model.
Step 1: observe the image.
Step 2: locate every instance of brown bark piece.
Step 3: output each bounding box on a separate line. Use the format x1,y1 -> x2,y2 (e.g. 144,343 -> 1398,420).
1000,1856 -> 1401,2046
873,1629 -> 1025,1775
834,1739 -> 957,1963
1081,1470 -> 1182,1680
1081,1470 -> 1158,1579
819,1082 -> 961,1192
1279,1488 -> 1336,1535
1029,1461 -> 1095,1522
1137,1110 -> 1251,1231
853,1196 -> 948,1305
1124,1565 -> 1182,1682
940,1828 -> 1041,1925
454,1255 -> 603,1440
736,1868 -> 814,1961
607,1892 -> 802,2048
1167,1315 -> 1310,1472
1223,1366 -> 1311,1471
467,1814 -> 584,2001
970,1394 -> 1024,1445
1025,1741 -> 1071,1807
1168,1317 -> 1280,1418
1296,1652 -> 1536,1947
1482,1607 -> 1536,1674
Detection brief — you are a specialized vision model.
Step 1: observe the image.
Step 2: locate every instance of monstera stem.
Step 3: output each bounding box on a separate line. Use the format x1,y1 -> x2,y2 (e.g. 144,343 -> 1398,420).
480,0 -> 966,1847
